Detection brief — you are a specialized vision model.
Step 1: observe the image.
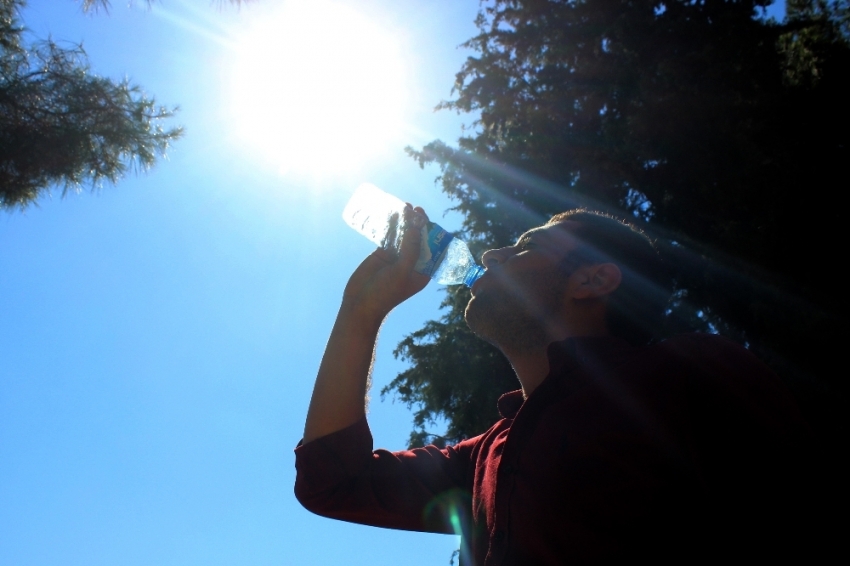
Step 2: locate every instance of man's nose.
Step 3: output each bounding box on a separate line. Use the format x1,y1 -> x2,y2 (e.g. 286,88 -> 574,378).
481,247 -> 511,269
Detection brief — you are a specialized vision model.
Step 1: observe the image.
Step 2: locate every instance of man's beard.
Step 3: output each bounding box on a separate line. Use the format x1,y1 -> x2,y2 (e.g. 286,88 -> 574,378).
464,272 -> 567,353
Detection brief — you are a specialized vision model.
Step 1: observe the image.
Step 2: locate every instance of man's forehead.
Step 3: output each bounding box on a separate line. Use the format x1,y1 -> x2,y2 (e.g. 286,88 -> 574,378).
518,221 -> 581,247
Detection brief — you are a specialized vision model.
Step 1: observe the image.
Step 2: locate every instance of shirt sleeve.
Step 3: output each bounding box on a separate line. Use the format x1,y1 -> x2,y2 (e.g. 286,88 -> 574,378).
294,416 -> 475,534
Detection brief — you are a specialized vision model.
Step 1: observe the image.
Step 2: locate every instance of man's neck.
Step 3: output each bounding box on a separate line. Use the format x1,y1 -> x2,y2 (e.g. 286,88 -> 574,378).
500,305 -> 612,397
506,328 -> 612,397
503,346 -> 553,398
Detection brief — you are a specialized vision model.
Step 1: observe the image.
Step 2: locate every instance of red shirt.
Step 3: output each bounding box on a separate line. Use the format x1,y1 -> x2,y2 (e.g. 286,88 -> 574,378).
295,334 -> 811,565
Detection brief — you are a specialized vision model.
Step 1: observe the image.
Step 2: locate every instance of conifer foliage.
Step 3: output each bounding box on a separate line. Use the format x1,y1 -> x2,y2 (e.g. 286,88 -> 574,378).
0,0 -> 182,209
389,0 -> 849,446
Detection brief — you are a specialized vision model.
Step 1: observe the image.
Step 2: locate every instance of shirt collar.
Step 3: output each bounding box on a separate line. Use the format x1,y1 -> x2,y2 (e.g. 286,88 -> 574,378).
496,335 -> 638,419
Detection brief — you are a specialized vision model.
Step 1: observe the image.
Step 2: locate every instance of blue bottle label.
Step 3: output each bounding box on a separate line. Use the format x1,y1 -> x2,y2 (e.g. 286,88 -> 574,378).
415,224 -> 454,277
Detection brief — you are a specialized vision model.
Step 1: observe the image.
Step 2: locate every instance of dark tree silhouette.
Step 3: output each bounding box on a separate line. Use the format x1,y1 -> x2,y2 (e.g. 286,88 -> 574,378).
385,0 -> 849,448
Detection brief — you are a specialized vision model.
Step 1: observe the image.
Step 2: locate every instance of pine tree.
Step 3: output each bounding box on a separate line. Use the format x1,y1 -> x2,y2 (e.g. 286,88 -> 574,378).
0,0 -> 186,209
387,0 -> 850,446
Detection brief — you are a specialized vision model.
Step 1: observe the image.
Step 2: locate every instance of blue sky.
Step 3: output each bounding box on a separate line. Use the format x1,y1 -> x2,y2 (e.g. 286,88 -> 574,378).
0,1 -> 788,565
1,1 -> 478,564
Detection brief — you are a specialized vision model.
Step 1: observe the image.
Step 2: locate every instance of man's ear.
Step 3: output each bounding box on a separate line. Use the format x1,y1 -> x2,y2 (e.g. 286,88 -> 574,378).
571,263 -> 622,299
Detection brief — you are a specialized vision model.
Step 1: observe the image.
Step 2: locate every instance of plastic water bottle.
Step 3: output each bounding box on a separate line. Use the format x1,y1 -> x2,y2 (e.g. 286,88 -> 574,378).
342,183 -> 485,287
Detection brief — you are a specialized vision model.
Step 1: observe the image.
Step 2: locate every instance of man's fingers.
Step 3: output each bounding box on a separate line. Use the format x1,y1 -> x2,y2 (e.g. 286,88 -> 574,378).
397,206 -> 425,271
369,248 -> 395,264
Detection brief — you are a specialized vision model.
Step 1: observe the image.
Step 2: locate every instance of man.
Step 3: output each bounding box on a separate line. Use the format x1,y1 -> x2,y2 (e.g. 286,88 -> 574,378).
295,207 -> 811,565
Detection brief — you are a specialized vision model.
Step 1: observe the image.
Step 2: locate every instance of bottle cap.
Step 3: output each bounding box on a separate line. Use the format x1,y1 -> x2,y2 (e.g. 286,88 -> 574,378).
463,265 -> 485,288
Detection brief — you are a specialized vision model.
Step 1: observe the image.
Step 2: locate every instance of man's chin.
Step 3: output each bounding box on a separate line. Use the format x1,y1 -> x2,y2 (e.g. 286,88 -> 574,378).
464,295 -> 497,344
463,296 -> 476,327
463,296 -> 484,335
464,291 -> 553,352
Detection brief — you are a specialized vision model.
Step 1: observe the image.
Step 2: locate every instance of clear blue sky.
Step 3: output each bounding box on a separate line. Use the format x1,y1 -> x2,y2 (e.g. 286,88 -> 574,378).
0,1 -> 479,564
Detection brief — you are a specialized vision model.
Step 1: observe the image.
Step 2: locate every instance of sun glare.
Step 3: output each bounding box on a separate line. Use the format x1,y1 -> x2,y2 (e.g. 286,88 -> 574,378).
228,1 -> 409,176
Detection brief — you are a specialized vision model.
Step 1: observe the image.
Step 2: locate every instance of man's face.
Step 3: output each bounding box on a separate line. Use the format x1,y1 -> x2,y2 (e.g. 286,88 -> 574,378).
464,221 -> 582,351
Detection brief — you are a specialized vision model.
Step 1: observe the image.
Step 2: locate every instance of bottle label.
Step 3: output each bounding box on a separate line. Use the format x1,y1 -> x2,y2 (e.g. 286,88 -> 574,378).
415,224 -> 454,277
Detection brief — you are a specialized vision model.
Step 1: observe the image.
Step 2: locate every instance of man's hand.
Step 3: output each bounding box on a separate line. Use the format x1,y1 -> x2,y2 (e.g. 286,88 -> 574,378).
340,205 -> 430,329
302,204 -> 430,444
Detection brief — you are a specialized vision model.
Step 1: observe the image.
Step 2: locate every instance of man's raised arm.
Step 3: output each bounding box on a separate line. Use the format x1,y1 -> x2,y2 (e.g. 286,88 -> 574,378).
302,206 -> 429,444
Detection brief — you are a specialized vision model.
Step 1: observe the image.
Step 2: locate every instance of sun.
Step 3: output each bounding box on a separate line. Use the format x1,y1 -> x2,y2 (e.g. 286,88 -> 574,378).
228,1 -> 409,176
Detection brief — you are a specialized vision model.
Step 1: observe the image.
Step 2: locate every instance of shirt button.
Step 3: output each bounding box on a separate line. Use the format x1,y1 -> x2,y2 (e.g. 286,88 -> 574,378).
493,530 -> 506,542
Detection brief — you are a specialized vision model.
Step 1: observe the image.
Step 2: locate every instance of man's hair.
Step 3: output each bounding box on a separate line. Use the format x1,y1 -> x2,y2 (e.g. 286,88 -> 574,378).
547,209 -> 672,345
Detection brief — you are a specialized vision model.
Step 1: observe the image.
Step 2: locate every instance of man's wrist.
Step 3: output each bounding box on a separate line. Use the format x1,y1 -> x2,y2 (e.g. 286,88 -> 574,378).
337,299 -> 386,335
